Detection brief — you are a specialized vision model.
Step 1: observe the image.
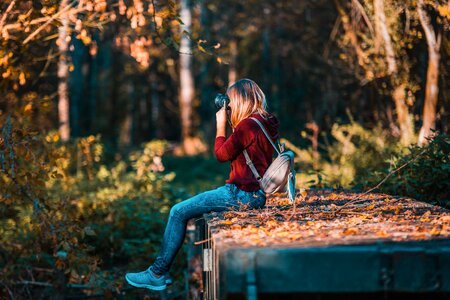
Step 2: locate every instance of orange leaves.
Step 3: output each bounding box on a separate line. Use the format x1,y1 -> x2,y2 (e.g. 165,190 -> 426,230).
265,220 -> 280,229
207,190 -> 450,248
299,189 -> 308,198
19,72 -> 26,85
328,193 -> 338,199
342,227 -> 358,235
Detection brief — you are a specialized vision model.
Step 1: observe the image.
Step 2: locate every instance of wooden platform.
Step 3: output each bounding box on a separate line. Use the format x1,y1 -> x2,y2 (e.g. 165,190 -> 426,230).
194,189 -> 450,300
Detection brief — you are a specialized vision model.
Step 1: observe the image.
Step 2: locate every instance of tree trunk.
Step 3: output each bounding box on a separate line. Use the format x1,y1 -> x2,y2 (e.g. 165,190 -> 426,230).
334,0 -> 366,69
88,38 -> 98,132
228,39 -> 238,86
373,0 -> 413,144
178,0 -> 206,155
373,0 -> 397,75
149,65 -> 161,139
179,0 -> 195,151
57,0 -> 70,141
392,84 -> 414,145
198,0 -> 215,142
417,0 -> 441,146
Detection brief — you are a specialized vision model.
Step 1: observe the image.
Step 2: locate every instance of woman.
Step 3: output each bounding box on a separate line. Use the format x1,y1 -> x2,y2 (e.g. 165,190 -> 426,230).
125,78 -> 279,290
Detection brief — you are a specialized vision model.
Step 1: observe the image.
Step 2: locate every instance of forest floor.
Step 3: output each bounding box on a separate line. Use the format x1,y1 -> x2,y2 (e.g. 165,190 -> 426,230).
205,189 -> 450,248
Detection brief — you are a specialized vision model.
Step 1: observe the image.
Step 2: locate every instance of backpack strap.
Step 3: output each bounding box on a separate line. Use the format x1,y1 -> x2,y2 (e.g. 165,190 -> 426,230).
249,117 -> 281,155
242,117 -> 280,185
243,149 -> 262,181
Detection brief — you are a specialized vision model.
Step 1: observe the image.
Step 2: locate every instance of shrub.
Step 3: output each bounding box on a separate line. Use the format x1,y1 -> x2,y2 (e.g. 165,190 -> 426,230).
0,115 -> 186,298
360,132 -> 449,207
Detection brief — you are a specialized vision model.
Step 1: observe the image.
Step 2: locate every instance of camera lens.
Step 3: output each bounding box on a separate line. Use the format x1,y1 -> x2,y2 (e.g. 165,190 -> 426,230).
214,93 -> 230,110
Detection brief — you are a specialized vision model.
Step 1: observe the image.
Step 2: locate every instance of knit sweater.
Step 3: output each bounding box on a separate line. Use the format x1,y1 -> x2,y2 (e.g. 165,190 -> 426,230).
214,112 -> 280,191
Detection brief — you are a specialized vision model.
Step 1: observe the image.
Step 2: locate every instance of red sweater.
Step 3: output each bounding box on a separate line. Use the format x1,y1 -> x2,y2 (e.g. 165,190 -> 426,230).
214,112 -> 280,192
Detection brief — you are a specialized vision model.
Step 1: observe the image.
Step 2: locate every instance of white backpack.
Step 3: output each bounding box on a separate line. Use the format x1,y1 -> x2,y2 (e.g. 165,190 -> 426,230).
243,117 -> 296,203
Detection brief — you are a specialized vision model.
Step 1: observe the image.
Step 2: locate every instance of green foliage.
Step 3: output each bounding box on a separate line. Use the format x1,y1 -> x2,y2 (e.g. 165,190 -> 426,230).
293,121 -> 448,207
321,120 -> 405,188
360,132 -> 450,206
0,116 -> 187,298
162,155 -> 229,195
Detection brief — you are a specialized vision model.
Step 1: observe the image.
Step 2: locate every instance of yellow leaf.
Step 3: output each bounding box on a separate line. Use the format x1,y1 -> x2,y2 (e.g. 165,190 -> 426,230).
430,227 -> 441,236
19,72 -> 26,85
2,69 -> 11,78
365,204 -> 375,210
24,103 -> 32,113
343,227 -> 358,235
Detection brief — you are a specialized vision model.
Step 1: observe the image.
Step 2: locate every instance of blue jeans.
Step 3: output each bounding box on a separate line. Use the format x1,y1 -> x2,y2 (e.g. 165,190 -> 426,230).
149,183 -> 266,275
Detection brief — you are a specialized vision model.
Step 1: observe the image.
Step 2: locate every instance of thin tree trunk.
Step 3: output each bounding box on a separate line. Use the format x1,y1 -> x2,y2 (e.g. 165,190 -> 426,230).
262,7 -> 271,94
149,66 -> 161,139
119,83 -> 135,148
373,0 -> 413,144
198,0 -> 215,142
392,84 -> 414,144
334,0 -> 366,69
57,0 -> 70,141
373,0 -> 397,75
228,39 -> 238,86
417,0 -> 441,146
179,0 -> 195,153
178,0 -> 206,155
88,39 -> 98,131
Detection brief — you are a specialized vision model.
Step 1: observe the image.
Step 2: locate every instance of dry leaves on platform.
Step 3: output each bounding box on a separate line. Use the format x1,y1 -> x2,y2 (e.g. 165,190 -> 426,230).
205,190 -> 450,248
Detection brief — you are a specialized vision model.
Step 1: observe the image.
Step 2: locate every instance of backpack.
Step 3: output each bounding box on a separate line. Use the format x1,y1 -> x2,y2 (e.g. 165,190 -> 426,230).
243,117 -> 296,203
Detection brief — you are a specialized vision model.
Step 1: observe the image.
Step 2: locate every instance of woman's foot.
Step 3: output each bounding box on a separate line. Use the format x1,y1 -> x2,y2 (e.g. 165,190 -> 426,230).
165,273 -> 173,286
125,268 -> 167,291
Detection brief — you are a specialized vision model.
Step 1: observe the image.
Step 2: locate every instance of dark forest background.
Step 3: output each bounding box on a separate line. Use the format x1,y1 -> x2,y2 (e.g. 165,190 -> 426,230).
0,0 -> 449,298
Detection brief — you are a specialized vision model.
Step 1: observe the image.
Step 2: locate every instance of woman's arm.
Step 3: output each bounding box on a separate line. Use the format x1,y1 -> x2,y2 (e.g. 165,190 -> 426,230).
215,106 -> 227,138
214,115 -> 256,162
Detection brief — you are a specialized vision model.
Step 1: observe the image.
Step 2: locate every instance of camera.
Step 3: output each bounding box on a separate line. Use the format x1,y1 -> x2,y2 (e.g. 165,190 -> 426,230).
214,93 -> 230,110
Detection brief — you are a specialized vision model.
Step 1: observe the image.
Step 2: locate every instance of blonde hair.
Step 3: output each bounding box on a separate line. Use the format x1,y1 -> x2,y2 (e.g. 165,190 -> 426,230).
226,78 -> 268,128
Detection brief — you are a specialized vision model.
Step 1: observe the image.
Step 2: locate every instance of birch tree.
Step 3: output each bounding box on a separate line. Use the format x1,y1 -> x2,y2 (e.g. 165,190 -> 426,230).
179,0 -> 207,154
417,0 -> 443,146
57,0 -> 70,141
373,0 -> 414,145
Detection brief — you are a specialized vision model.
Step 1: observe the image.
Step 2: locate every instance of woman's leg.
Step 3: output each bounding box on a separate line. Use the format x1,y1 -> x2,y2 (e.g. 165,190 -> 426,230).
125,184 -> 265,290
149,184 -> 237,275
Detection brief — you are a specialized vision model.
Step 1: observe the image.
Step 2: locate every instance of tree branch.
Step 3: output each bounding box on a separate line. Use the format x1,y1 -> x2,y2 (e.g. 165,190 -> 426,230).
334,146 -> 428,213
417,0 -> 438,50
22,1 -> 76,44
0,0 -> 15,33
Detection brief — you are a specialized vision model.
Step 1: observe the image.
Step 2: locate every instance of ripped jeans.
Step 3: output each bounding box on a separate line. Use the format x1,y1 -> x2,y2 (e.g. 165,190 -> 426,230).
149,183 -> 266,275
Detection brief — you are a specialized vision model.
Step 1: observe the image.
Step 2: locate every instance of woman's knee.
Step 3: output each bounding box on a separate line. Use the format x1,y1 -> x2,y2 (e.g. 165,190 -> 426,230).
169,202 -> 186,221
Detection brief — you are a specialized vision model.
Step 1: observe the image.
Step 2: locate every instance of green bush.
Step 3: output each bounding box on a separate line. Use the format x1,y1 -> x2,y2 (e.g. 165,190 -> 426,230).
359,132 -> 449,207
308,120 -> 405,189
294,119 -> 448,207
0,116 -> 187,298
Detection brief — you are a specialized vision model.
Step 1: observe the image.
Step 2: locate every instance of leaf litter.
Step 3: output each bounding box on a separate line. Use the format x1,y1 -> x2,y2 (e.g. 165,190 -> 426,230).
204,189 -> 450,249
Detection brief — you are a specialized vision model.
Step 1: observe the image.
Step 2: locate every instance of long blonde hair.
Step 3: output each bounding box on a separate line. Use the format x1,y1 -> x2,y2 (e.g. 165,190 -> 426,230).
226,78 -> 268,128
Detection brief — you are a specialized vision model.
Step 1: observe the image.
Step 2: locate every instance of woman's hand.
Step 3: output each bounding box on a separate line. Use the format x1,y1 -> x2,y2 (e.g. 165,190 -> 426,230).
216,105 -> 227,137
